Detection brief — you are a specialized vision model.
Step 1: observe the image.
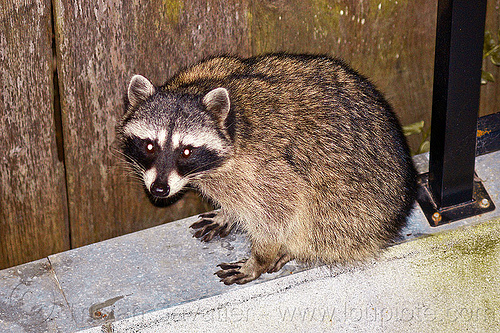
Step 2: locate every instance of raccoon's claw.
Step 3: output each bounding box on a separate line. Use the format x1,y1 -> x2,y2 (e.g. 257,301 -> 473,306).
217,259 -> 246,270
267,253 -> 292,273
190,212 -> 216,228
215,260 -> 257,285
190,211 -> 234,242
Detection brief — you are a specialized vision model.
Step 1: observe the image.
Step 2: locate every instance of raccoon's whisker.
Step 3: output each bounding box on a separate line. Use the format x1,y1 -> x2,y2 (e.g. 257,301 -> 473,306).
123,163 -> 144,178
112,148 -> 136,163
120,170 -> 145,185
224,121 -> 236,136
120,154 -> 145,173
165,159 -> 225,193
114,153 -> 146,182
111,147 -> 131,162
182,159 -> 227,179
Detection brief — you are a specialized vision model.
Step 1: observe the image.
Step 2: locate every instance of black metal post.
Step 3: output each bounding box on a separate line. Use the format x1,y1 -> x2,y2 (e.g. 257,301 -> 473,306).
429,0 -> 486,207
417,0 -> 495,226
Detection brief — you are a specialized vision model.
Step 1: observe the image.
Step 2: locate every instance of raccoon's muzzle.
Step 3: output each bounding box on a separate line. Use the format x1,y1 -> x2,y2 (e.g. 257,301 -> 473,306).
150,181 -> 170,197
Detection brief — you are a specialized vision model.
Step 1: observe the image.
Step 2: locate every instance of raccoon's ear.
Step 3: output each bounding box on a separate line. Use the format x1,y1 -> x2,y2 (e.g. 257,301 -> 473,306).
128,75 -> 155,108
202,87 -> 230,124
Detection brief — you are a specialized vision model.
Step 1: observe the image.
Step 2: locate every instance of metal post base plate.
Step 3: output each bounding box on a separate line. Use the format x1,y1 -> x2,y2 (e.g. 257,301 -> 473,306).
417,173 -> 496,227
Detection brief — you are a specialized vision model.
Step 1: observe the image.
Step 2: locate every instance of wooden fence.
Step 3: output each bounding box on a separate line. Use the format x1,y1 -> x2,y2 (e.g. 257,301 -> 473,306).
1,0 -> 498,269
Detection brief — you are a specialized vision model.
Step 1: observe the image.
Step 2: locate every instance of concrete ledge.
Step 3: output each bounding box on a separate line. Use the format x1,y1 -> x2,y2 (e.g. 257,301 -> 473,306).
80,218 -> 500,333
1,151 -> 499,332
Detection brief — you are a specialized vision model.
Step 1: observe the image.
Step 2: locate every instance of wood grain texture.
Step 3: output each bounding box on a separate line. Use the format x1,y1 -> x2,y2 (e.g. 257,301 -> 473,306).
53,0 -> 250,248
0,1 -> 69,269
481,0 -> 500,117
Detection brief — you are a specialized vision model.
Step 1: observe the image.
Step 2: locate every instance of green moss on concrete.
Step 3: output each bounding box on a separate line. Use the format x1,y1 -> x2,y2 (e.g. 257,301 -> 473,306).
387,219 -> 500,331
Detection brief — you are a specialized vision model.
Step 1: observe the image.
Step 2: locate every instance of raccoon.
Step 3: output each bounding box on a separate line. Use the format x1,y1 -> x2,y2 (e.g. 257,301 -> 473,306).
116,53 -> 417,285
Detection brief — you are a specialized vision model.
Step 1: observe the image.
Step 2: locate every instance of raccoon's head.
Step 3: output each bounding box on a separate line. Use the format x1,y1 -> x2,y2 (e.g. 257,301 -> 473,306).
116,75 -> 233,199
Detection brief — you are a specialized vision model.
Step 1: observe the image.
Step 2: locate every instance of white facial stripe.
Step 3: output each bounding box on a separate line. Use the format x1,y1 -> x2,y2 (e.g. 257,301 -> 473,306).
168,170 -> 188,196
143,167 -> 157,190
171,132 -> 181,150
175,132 -> 226,152
123,121 -> 157,141
157,129 -> 167,148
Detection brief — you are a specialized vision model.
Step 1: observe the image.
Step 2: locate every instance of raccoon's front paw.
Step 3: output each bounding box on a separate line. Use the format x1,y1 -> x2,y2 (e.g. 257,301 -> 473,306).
215,260 -> 262,285
190,211 -> 234,242
267,253 -> 292,273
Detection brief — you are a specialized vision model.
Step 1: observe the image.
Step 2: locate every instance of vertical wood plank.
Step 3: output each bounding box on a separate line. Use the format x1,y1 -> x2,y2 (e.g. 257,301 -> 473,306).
480,0 -> 500,117
0,0 -> 69,269
53,0 -> 250,248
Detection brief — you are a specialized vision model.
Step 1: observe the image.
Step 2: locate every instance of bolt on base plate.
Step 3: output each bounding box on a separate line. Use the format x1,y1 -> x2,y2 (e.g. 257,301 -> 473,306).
417,173 -> 496,227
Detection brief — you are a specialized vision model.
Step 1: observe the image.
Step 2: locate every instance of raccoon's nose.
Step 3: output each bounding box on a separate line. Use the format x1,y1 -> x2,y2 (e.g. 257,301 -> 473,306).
150,181 -> 170,197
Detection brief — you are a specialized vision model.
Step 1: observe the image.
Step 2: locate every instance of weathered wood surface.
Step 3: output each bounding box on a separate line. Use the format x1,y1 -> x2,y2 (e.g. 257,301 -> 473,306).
0,1 -> 69,269
481,0 -> 500,117
0,0 -> 498,268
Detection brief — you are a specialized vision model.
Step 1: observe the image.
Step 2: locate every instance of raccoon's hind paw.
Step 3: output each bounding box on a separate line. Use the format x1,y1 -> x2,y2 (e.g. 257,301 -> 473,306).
215,260 -> 261,285
190,211 -> 234,242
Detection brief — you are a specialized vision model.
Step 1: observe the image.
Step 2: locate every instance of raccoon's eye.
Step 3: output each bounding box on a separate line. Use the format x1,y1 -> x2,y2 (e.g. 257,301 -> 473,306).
181,146 -> 193,158
145,141 -> 156,154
